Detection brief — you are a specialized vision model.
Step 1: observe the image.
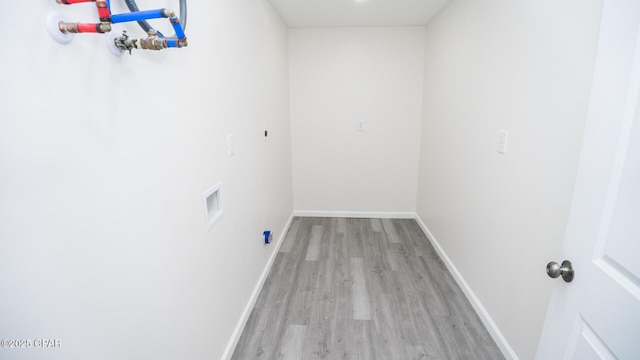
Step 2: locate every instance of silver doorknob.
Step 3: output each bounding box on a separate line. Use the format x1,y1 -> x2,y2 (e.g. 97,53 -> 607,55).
546,260 -> 574,282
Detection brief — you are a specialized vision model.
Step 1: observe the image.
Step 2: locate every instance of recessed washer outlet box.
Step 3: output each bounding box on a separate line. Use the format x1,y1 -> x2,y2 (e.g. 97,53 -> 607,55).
203,183 -> 223,231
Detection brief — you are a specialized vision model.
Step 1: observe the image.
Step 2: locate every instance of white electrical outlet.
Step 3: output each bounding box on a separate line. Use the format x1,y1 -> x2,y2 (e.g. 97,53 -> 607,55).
497,131 -> 508,154
357,121 -> 365,132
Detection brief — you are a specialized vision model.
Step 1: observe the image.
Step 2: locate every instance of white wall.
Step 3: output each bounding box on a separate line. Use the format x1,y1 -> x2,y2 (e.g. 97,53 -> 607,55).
0,1 -> 291,359
416,0 -> 603,358
289,27 -> 424,216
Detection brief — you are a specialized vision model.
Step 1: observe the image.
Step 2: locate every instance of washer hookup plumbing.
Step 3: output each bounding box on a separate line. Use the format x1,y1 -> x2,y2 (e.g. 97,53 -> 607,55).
46,0 -> 188,56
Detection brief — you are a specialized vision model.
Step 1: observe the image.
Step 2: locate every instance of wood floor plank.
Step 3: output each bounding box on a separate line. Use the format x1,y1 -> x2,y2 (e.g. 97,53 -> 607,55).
346,219 -> 364,258
381,218 -> 401,244
304,225 -> 323,261
335,217 -> 347,234
350,257 -> 372,321
370,218 -> 383,232
385,243 -> 402,272
232,217 -> 504,360
396,219 -> 427,256
279,218 -> 300,253
252,251 -> 288,310
287,261 -> 320,325
229,309 -> 268,359
277,324 -> 307,360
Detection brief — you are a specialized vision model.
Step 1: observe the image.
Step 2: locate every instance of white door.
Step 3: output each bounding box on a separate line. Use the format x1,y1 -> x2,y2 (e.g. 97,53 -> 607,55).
536,0 -> 640,359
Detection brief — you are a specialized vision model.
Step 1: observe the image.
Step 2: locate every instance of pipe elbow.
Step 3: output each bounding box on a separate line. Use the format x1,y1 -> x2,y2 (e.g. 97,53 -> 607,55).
100,23 -> 112,33
163,9 -> 176,18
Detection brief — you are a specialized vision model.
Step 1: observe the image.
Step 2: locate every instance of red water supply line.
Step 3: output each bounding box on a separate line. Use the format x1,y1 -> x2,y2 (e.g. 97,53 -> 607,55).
58,22 -> 111,33
56,0 -> 112,23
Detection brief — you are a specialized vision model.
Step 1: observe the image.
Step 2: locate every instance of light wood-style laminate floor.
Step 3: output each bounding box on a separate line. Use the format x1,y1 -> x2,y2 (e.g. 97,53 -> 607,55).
231,217 -> 504,360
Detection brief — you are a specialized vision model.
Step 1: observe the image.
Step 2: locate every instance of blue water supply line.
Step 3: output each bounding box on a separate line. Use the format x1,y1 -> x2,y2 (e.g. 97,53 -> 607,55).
123,0 -> 187,38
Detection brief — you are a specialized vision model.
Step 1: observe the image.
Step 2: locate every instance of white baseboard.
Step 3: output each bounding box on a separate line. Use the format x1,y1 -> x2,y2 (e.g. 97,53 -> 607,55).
414,215 -> 518,360
293,210 -> 415,219
220,212 -> 295,360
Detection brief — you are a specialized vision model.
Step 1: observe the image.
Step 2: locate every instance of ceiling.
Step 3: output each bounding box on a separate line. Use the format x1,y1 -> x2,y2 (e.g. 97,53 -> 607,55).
269,0 -> 452,28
